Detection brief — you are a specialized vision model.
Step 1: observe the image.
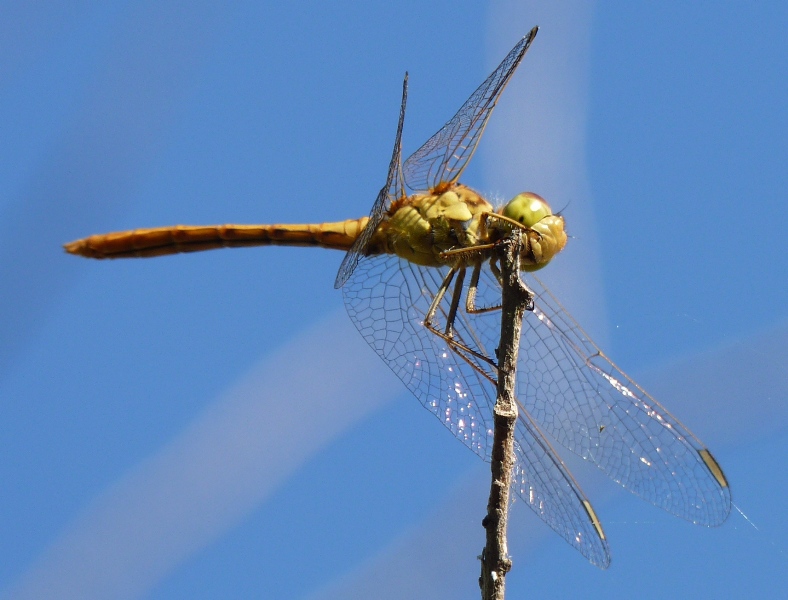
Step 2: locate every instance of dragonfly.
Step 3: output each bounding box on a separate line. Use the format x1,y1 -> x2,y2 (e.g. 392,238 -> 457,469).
65,26 -> 730,568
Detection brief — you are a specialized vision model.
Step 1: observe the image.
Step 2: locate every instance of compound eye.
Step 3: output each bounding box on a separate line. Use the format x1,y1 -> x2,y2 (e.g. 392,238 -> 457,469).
502,192 -> 552,228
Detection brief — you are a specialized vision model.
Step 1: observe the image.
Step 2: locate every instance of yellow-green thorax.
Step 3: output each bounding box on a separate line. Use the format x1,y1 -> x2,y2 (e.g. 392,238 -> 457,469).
374,184 -> 567,271
377,184 -> 493,266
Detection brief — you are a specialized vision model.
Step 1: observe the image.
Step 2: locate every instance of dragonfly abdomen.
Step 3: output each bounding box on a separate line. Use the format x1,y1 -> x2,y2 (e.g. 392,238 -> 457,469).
64,219 -> 369,259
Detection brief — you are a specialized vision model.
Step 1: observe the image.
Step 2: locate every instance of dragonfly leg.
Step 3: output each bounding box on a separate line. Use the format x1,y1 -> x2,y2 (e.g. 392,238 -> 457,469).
424,267 -> 457,331
424,324 -> 498,383
445,339 -> 497,386
439,243 -> 496,266
423,266 -> 498,372
444,267 -> 466,336
466,260 -> 503,314
482,211 -> 530,233
488,256 -> 503,285
483,255 -> 534,311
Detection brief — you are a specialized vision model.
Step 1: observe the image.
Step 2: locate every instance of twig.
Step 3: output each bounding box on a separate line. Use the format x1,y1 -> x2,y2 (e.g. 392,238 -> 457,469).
479,229 -> 530,600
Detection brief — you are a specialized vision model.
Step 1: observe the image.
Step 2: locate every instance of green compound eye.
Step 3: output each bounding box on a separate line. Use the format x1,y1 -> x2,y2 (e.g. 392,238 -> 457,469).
502,192 -> 552,228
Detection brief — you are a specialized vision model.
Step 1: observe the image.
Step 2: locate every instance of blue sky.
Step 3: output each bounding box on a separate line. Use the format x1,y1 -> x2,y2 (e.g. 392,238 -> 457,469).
1,1 -> 786,598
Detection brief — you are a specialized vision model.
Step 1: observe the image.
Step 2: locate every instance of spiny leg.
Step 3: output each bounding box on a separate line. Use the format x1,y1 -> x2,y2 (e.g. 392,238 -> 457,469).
470,252 -> 534,314
426,313 -> 498,369
482,211 -> 531,234
466,260 -> 503,315
488,256 -> 503,286
424,266 -> 459,336
444,340 -> 498,386
440,243 -> 496,263
423,266 -> 497,369
433,244 -> 535,375
444,267 -> 466,336
426,325 -> 499,380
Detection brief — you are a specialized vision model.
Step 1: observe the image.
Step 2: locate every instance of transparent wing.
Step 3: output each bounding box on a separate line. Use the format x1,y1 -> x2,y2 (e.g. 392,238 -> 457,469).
342,254 -> 610,567
337,28 -> 537,287
335,74 -> 408,289
512,413 -> 611,568
507,273 -> 732,526
402,26 -> 538,192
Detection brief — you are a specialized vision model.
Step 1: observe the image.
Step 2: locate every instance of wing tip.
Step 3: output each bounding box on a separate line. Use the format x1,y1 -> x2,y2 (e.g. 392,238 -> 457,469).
698,448 -> 729,489
581,499 -> 611,569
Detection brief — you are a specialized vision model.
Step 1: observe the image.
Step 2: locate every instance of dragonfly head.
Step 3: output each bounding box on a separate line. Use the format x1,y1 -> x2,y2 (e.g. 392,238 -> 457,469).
500,192 -> 568,271
502,192 -> 553,228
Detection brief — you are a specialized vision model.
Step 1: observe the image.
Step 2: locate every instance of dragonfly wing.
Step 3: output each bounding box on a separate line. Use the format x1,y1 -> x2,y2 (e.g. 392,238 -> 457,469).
513,412 -> 611,568
506,271 -> 732,526
338,27 -> 538,287
335,74 -> 408,289
342,255 -> 609,566
401,27 -> 538,192
343,256 -> 496,458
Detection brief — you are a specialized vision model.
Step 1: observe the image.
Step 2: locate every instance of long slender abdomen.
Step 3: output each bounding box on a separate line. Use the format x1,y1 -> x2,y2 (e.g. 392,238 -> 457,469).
64,219 -> 369,259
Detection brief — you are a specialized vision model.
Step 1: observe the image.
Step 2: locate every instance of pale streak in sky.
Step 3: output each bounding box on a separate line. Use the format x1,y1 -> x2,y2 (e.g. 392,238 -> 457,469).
482,0 -> 608,348
310,1 -> 788,596
309,1 -> 604,597
308,323 -> 788,599
3,312 -> 398,600
11,2 -> 783,598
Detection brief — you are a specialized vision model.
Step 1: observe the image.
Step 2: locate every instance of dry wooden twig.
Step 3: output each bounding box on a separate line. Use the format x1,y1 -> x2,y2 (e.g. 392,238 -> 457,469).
479,229 -> 531,600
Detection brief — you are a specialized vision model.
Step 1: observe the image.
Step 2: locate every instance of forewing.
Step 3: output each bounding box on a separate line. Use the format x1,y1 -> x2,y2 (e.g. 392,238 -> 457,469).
402,27 -> 538,192
335,74 -> 408,289
338,27 -> 538,286
509,272 -> 732,526
342,255 -> 609,566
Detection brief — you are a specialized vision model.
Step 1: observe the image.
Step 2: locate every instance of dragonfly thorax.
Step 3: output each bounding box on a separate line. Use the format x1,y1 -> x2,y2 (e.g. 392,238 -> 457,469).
379,184 -> 494,267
